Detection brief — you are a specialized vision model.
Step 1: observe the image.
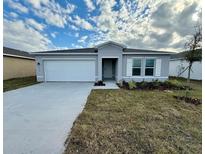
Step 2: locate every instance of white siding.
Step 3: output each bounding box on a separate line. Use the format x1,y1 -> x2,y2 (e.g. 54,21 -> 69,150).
169,59 -> 202,80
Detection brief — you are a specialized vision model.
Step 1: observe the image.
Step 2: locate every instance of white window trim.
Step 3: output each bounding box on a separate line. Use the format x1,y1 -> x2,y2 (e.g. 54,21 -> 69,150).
145,58 -> 156,76
129,57 -> 157,77
132,58 -> 142,76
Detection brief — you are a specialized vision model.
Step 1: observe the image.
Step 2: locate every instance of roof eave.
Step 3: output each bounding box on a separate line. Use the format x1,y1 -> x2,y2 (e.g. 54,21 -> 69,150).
30,48 -> 98,55
3,53 -> 35,59
122,52 -> 173,55
30,52 -> 98,56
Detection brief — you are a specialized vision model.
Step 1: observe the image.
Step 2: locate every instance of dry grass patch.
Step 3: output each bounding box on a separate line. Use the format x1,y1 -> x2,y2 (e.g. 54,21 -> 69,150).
64,80 -> 201,154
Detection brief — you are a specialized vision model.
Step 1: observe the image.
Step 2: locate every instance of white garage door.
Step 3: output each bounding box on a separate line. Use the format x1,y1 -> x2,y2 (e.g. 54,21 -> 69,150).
44,60 -> 95,81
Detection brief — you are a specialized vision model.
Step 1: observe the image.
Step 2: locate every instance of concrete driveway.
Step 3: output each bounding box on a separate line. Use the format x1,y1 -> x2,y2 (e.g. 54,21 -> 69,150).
4,82 -> 93,154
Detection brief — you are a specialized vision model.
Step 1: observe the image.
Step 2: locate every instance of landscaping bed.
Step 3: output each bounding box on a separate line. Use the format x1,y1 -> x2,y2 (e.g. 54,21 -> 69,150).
119,80 -> 191,90
120,79 -> 201,105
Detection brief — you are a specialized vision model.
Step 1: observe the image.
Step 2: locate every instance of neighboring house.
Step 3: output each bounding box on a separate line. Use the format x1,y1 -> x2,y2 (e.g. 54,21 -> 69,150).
31,41 -> 173,83
3,47 -> 36,80
169,51 -> 202,80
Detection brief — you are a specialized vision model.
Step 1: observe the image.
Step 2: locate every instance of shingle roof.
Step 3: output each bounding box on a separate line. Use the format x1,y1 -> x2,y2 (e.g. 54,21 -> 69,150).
3,47 -> 34,58
124,48 -> 174,54
33,48 -> 98,54
30,42 -> 175,55
32,47 -> 174,55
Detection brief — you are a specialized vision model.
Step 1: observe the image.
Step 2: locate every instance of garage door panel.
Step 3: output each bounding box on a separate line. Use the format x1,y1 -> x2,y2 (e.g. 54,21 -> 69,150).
44,60 -> 95,81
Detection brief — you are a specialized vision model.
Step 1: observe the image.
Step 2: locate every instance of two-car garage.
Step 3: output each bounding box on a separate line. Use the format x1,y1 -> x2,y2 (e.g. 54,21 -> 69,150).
43,59 -> 96,82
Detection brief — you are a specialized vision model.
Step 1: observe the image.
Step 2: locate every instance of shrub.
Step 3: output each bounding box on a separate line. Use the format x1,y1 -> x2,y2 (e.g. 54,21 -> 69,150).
121,80 -> 191,90
128,81 -> 136,89
153,80 -> 161,87
166,80 -> 182,87
164,80 -> 189,90
136,81 -> 146,89
94,80 -> 105,86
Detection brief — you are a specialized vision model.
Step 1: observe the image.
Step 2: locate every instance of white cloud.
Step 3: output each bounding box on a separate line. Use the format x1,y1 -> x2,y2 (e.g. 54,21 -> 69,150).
69,24 -> 79,31
25,18 -> 45,31
5,0 -> 201,51
73,44 -> 83,48
73,15 -> 93,30
84,0 -> 95,12
3,19 -> 53,51
51,33 -> 56,38
9,12 -> 18,18
78,36 -> 88,43
86,0 -> 201,51
51,32 -> 58,38
27,1 -> 76,28
8,0 -> 28,13
75,33 -> 79,37
27,0 -> 49,9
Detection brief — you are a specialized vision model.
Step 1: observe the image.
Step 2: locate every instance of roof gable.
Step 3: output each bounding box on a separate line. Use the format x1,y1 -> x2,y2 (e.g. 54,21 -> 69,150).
95,41 -> 126,49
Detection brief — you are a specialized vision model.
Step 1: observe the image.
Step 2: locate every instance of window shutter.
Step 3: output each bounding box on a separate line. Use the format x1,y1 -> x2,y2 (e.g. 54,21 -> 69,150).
155,59 -> 161,76
126,58 -> 133,76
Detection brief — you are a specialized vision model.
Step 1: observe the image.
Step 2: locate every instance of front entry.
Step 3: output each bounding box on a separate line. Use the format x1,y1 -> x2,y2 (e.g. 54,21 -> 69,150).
102,59 -> 117,80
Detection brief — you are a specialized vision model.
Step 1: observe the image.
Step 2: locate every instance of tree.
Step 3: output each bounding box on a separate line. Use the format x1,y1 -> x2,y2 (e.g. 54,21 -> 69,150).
184,26 -> 202,83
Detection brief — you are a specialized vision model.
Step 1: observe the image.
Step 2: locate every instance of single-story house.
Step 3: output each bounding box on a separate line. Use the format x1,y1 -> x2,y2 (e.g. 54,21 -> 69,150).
169,51 -> 202,80
31,41 -> 173,83
3,47 -> 36,80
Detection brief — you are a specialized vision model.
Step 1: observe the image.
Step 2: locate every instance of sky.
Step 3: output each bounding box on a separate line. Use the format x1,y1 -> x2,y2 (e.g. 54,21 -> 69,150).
3,0 -> 202,52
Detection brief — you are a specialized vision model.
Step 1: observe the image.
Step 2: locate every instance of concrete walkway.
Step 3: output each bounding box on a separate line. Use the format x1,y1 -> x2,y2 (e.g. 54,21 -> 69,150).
4,82 -> 93,154
93,80 -> 119,89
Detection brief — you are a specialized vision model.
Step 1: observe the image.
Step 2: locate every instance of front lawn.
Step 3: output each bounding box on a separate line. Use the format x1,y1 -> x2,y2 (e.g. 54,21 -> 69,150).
3,76 -> 38,92
64,79 -> 201,153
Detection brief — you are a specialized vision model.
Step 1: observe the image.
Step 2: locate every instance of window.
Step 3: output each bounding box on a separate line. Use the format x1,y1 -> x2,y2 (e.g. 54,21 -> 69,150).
132,59 -> 141,76
145,59 -> 155,76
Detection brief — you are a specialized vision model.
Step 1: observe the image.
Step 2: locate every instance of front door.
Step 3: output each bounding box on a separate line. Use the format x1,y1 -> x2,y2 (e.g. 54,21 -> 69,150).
102,59 -> 115,80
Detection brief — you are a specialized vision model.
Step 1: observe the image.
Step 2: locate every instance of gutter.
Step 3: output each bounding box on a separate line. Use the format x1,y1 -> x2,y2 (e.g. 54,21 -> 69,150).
122,52 -> 173,55
3,54 -> 35,60
30,53 -> 98,55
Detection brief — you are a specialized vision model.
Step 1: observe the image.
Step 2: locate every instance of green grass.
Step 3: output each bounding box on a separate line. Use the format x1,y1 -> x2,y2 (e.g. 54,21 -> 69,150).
3,76 -> 39,92
64,79 -> 201,154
